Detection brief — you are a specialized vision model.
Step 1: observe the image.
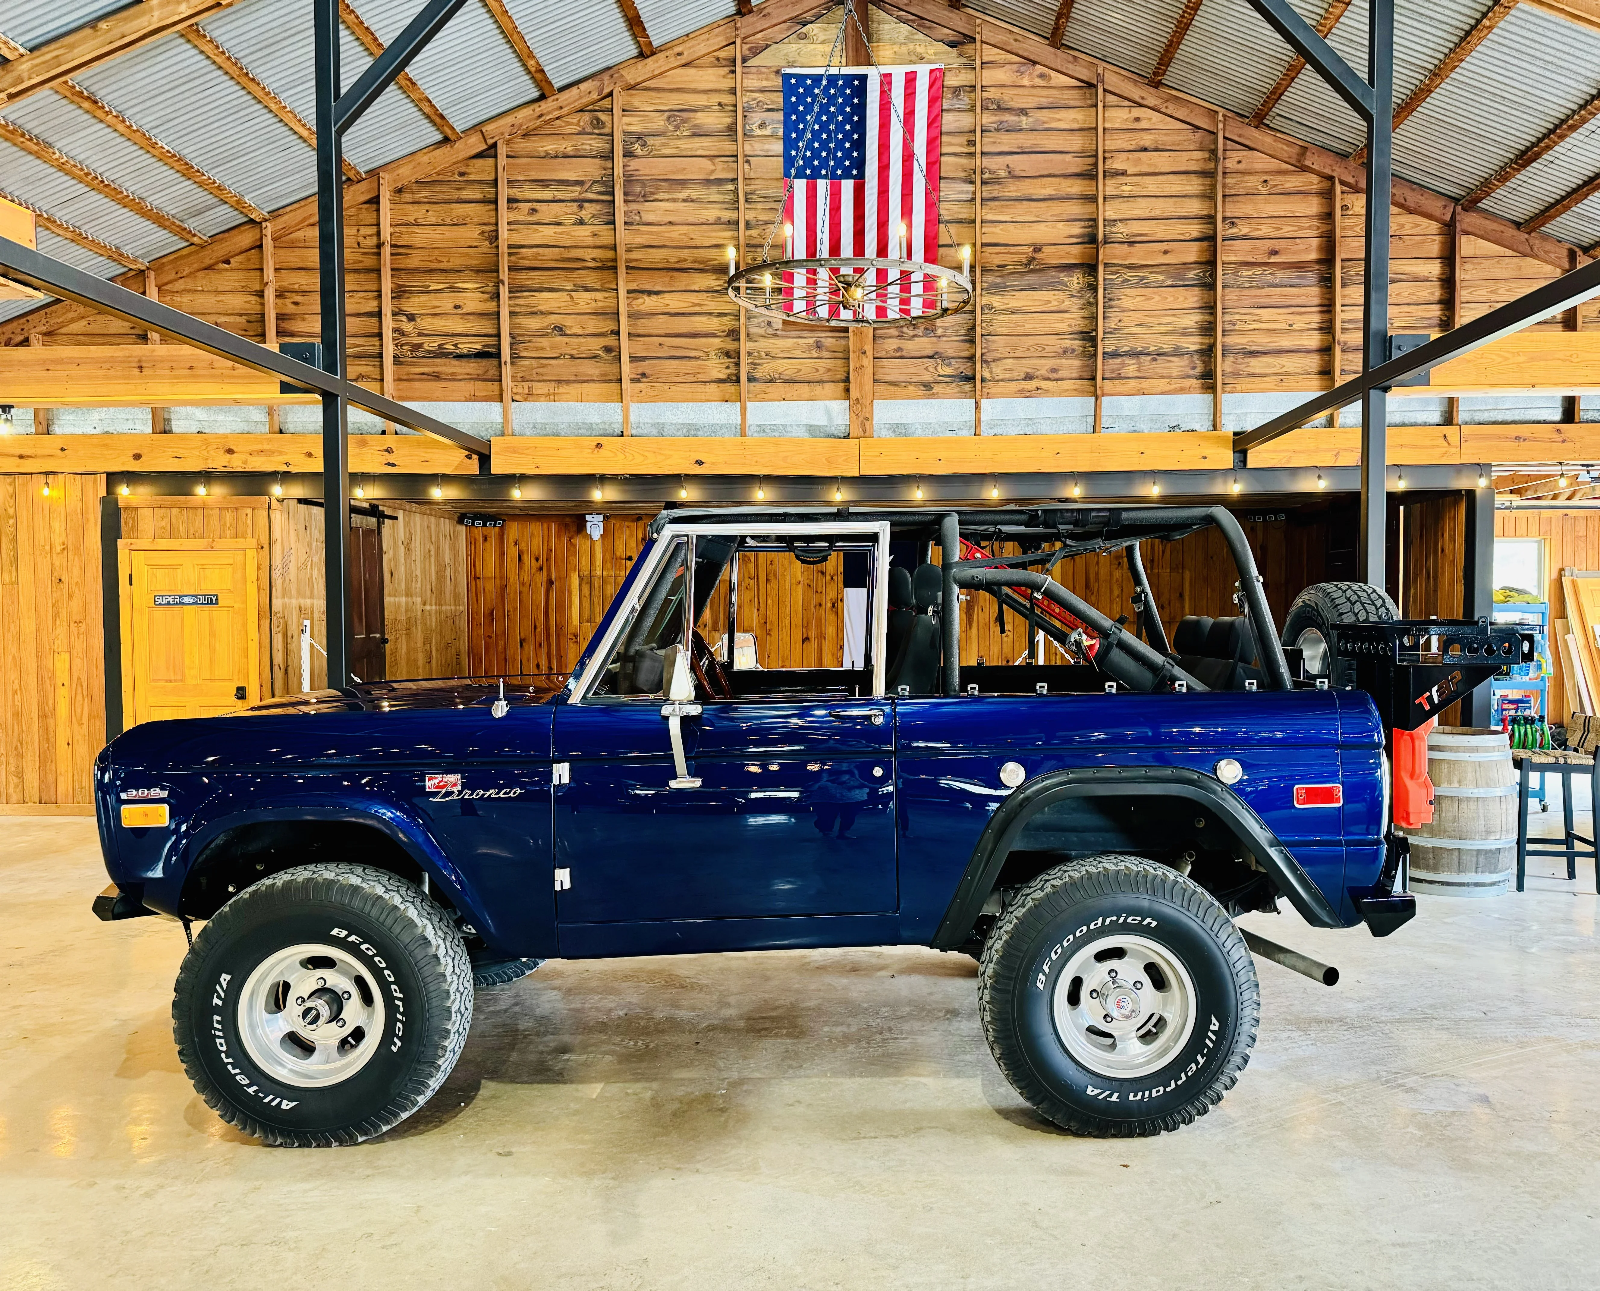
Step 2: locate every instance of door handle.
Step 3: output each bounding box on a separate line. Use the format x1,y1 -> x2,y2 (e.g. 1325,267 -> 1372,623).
660,700 -> 702,788
828,707 -> 885,725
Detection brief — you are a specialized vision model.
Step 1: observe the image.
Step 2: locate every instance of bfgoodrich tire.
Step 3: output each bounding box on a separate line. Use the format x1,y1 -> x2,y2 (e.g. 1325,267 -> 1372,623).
978,855 -> 1258,1136
1281,580 -> 1398,687
172,862 -> 473,1147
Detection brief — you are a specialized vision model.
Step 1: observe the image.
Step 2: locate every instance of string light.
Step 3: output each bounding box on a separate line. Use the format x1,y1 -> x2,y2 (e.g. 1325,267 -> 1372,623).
511,478 -> 522,500
1396,470 -> 1407,491
354,478 -> 365,499
593,478 -> 603,501
1231,474 -> 1242,494
1316,471 -> 1326,489
1151,481 -> 1161,497
119,482 -> 130,496
1559,465 -> 1570,488
990,479 -> 1000,499
196,480 -> 207,496
272,475 -> 284,497
914,481 -> 924,500
833,480 -> 844,502
430,477 -> 443,499
756,479 -> 766,500
678,476 -> 688,501
1477,466 -> 1489,489
40,477 -> 50,498
1071,477 -> 1081,498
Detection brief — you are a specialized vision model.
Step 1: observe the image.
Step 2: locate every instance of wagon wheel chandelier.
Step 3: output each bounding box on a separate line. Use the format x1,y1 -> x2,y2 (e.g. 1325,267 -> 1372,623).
727,0 -> 973,328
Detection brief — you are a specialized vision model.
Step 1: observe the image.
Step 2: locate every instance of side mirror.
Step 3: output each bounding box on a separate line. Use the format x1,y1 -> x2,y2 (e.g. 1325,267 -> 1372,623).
664,643 -> 696,703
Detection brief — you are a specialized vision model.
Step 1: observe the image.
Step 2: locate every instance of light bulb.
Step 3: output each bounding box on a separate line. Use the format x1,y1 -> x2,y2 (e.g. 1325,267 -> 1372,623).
40,480 -> 50,497
1478,470 -> 1488,488
756,481 -> 766,500
1396,471 -> 1407,491
834,485 -> 843,502
1072,481 -> 1081,498
431,484 -> 443,499
1151,482 -> 1161,497
1560,472 -> 1570,488
272,480 -> 283,497
679,483 -> 688,499
119,482 -> 130,496
354,482 -> 365,499
991,482 -> 999,499
1316,471 -> 1326,489
196,481 -> 207,496
1232,476 -> 1242,494
915,483 -> 923,500
593,484 -> 603,501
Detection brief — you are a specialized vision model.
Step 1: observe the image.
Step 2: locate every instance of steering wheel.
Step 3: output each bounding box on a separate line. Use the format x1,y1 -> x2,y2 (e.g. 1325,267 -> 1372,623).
689,630 -> 734,700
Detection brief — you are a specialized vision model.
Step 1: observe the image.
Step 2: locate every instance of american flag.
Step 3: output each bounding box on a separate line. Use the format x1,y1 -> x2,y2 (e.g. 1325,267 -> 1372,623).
779,64 -> 945,321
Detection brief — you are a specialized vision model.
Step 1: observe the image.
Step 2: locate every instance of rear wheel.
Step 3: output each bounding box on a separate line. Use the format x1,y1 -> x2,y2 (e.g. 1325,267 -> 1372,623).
172,862 -> 473,1147
1282,581 -> 1397,687
978,854 -> 1258,1136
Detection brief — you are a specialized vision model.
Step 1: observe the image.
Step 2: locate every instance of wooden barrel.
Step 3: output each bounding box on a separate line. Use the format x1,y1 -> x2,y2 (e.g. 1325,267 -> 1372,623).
1404,727 -> 1517,897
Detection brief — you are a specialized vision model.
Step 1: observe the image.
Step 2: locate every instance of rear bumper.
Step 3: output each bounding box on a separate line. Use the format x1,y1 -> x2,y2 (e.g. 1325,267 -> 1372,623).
1351,832 -> 1415,937
92,883 -> 154,922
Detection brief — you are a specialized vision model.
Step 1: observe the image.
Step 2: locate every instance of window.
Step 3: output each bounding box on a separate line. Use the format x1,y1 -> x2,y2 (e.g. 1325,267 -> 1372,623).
590,537 -> 689,699
1494,537 -> 1544,604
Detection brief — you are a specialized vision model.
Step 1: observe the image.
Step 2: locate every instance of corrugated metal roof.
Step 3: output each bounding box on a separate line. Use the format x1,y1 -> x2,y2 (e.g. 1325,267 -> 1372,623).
0,0 -> 131,51
635,0 -> 740,52
1161,0 -> 1323,122
507,0 -> 640,89
1052,0 -> 1192,82
356,0 -> 541,134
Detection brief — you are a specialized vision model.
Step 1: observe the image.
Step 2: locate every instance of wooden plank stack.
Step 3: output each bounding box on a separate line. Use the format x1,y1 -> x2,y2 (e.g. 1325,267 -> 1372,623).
1559,569 -> 1600,721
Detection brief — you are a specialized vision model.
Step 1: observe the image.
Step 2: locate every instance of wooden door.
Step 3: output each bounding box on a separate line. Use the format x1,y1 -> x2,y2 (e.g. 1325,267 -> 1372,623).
350,514 -> 387,683
120,539 -> 261,725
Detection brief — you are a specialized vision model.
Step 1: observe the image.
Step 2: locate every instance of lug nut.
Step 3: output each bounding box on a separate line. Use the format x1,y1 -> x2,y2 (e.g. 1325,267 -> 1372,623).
336,1019 -> 346,1029
295,996 -> 305,1006
1089,989 -> 1099,999
1107,968 -> 1118,979
317,977 -> 327,987
1134,981 -> 1144,990
1103,1013 -> 1113,1024
342,990 -> 352,1000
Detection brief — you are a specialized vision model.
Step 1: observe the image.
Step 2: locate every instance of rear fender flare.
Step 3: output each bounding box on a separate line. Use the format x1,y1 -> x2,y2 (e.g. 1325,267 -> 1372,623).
929,766 -> 1343,948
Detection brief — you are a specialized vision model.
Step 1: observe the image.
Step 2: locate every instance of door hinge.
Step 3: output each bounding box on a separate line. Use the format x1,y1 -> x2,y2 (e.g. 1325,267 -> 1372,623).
551,761 -> 570,785
553,867 -> 572,892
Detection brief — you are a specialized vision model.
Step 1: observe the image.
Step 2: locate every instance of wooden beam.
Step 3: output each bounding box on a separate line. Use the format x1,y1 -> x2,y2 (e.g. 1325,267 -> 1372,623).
1248,0 -> 1352,127
973,18 -> 984,435
1529,1 -> 1600,34
1330,176 -> 1343,427
481,0 -> 556,97
0,433 -> 479,475
1353,0 -> 1519,163
849,327 -> 873,438
1150,0 -> 1203,88
1251,421 -> 1600,468
613,89 -> 631,436
1523,169 -> 1600,233
1462,90 -> 1600,210
736,34 -> 748,438
181,25 -> 363,182
377,180 -> 393,435
262,218 -> 278,433
617,0 -> 656,57
0,187 -> 146,270
144,270 -> 163,435
1049,1 -> 1076,49
0,1 -> 243,108
339,1 -> 460,141
29,333 -> 47,434
496,139 -> 512,437
862,432 -> 1233,475
493,435 -> 859,477
0,344 -> 321,405
1214,110 -> 1225,436
0,117 -> 208,245
1094,69 -> 1104,434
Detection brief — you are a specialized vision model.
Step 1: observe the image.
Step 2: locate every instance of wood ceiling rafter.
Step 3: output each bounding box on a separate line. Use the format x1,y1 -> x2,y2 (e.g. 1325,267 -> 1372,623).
1248,0 -> 1351,127
617,0 -> 656,58
0,186 -> 147,269
480,0 -> 556,98
339,0 -> 460,141
0,32 -> 26,60
1530,1 -> 1600,33
1352,0 -> 1520,163
1049,1 -> 1075,49
1462,89 -> 1600,208
1524,170 -> 1600,231
0,0 -> 243,108
2,0 -> 1591,347
1149,0 -> 1203,88
181,25 -> 363,182
0,116 -> 209,245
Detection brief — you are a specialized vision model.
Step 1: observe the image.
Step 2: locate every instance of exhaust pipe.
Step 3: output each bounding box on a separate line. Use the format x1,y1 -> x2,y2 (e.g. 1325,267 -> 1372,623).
1240,929 -> 1339,986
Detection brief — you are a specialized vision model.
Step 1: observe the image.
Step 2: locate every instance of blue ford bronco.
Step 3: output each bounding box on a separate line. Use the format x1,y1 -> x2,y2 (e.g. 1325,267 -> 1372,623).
92,505 -> 1532,1145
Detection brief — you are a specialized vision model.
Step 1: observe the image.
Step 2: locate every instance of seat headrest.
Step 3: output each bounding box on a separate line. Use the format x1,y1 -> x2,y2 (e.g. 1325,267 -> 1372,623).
888,566 -> 914,610
1206,616 -> 1257,663
1171,616 -> 1213,656
912,564 -> 944,611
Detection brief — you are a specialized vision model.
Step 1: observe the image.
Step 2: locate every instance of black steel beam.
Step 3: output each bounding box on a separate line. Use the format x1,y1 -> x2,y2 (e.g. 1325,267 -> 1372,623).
1359,0 -> 1394,587
1462,484 -> 1496,727
333,0 -> 468,135
1235,253 -> 1600,455
1245,0 -> 1375,118
0,236 -> 483,454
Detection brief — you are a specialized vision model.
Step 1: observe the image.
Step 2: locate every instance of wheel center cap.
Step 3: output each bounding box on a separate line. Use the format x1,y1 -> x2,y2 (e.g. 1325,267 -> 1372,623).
1104,984 -> 1140,1021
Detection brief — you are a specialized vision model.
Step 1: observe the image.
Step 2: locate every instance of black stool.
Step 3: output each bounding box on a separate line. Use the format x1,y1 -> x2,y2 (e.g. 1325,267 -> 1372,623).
1515,750 -> 1600,891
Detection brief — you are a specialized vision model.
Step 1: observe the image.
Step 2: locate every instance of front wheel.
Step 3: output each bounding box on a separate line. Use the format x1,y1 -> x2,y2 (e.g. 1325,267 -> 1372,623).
978,855 -> 1258,1136
172,862 -> 473,1147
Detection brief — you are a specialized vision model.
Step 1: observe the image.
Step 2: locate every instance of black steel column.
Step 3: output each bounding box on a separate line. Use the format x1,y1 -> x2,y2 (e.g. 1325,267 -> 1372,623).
1462,484 -> 1497,727
314,0 -> 351,689
1359,0 -> 1394,589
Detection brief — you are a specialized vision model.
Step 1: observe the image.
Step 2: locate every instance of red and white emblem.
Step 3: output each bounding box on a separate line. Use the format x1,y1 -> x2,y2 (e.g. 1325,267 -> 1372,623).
425,773 -> 461,794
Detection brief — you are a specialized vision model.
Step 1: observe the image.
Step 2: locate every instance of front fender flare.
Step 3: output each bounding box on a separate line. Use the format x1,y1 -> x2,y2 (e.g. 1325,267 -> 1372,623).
930,766 -> 1344,949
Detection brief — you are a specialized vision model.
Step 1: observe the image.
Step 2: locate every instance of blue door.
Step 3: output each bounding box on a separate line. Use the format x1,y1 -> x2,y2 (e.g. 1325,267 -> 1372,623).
553,698 -> 897,933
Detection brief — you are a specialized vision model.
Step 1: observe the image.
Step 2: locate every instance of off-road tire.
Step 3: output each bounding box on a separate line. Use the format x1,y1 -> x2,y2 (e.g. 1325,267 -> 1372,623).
473,957 -> 544,989
978,855 -> 1258,1137
1282,581 -> 1398,687
172,862 -> 473,1147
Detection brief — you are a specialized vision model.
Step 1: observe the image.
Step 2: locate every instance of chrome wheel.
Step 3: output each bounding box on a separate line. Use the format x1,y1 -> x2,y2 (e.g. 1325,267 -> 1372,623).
1050,934 -> 1197,1080
237,943 -> 387,1088
1295,626 -> 1330,678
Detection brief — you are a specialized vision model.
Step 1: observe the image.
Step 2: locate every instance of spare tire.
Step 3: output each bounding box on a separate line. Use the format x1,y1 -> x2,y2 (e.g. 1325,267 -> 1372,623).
1281,581 -> 1397,687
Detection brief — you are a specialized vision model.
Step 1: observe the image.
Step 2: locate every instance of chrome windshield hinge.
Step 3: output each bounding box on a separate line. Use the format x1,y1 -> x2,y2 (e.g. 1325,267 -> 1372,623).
554,868 -> 572,892
551,761 -> 570,785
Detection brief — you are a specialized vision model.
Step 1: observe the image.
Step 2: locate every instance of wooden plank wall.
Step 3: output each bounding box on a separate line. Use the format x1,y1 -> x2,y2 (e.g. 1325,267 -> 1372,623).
19,2 -> 1587,419
383,503 -> 468,680
1400,494 -> 1465,621
0,474 -> 104,809
1497,508 -> 1600,720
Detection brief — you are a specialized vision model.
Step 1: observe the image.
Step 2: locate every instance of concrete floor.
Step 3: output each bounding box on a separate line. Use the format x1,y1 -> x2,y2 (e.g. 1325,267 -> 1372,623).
2,816 -> 1597,1291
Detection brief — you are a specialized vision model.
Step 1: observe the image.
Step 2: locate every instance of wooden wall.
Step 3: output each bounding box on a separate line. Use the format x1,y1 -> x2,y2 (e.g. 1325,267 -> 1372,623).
12,1 -> 1586,420
0,475 -> 104,810
1497,507 -> 1600,721
1400,494 -> 1465,622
